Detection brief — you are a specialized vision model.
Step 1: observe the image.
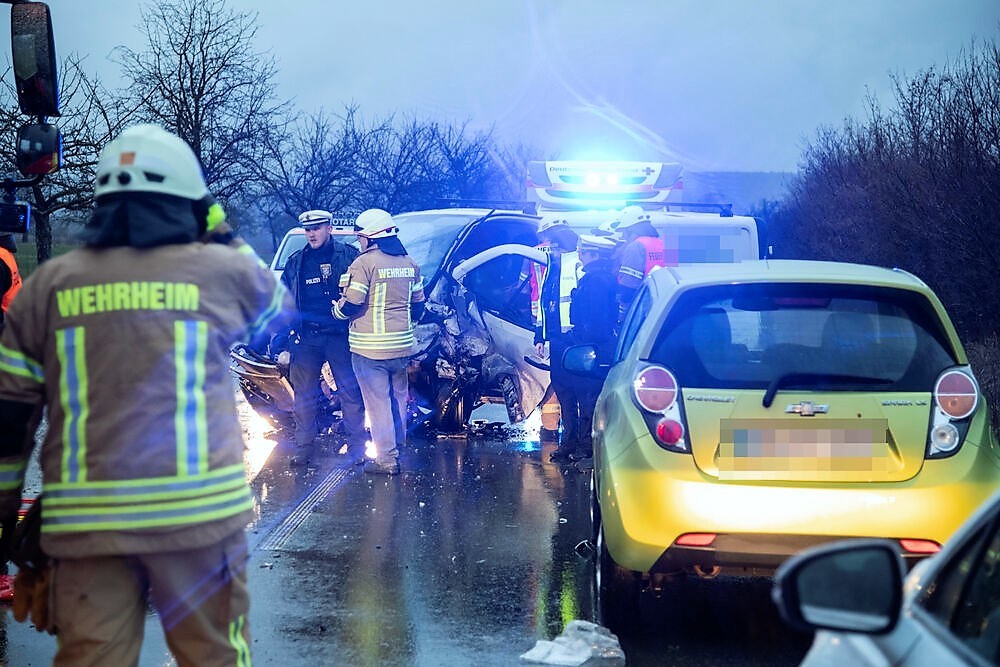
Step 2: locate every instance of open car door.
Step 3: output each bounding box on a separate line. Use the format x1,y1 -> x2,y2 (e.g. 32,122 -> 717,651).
451,244 -> 551,422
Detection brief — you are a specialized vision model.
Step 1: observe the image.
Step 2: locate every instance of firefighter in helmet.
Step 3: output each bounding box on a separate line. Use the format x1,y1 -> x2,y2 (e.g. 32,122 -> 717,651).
0,123 -> 292,662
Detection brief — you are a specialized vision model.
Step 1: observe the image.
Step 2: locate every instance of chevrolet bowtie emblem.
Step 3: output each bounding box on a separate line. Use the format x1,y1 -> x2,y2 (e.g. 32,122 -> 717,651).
785,401 -> 829,416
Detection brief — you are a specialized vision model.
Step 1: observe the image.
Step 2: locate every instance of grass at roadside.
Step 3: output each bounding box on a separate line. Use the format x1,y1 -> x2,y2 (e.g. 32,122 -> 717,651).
14,241 -> 78,278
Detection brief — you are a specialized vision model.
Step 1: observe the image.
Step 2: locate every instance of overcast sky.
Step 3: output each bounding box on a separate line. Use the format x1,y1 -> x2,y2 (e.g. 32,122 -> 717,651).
46,0 -> 1000,172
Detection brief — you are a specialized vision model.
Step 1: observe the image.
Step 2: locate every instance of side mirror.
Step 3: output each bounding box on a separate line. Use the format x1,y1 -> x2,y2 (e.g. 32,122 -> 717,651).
11,2 -> 60,117
16,122 -> 61,175
562,344 -> 610,378
772,539 -> 904,635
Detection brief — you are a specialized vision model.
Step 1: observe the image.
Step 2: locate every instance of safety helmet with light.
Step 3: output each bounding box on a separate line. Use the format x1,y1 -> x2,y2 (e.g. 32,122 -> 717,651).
94,124 -> 209,201
537,214 -> 569,236
298,209 -> 333,229
618,205 -> 652,231
354,208 -> 399,239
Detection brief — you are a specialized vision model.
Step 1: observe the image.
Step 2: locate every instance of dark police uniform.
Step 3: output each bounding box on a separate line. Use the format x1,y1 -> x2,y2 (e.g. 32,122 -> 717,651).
279,237 -> 366,461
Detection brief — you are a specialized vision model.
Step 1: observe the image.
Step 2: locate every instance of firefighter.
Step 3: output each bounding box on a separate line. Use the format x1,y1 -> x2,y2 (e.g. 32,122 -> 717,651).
0,123 -> 293,663
566,233 -> 619,470
533,220 -> 583,463
275,209 -> 367,467
0,233 -> 21,327
615,204 -> 667,321
333,208 -> 425,475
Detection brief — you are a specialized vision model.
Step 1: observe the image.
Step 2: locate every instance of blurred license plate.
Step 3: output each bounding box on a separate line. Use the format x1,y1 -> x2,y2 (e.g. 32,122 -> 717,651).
717,418 -> 893,479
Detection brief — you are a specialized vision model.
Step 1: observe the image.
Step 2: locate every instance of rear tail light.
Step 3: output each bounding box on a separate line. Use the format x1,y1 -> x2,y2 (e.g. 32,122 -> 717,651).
632,365 -> 689,453
927,368 -> 979,458
934,370 -> 978,419
655,418 -> 684,445
633,366 -> 677,412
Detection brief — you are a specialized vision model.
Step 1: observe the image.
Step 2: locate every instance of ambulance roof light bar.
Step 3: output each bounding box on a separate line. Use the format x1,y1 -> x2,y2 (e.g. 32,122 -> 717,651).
626,201 -> 735,217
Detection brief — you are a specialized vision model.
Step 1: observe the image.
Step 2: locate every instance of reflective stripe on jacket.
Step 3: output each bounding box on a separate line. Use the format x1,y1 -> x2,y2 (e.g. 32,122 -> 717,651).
617,236 -> 666,289
0,242 -> 292,558
538,250 -> 582,337
341,247 -> 425,360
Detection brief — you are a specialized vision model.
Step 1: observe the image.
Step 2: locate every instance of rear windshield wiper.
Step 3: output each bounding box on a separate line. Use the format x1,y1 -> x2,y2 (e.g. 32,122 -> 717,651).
762,373 -> 892,408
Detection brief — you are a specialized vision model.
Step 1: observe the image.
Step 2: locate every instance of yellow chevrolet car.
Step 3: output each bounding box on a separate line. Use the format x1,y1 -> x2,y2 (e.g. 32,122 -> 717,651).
565,260 -> 1000,613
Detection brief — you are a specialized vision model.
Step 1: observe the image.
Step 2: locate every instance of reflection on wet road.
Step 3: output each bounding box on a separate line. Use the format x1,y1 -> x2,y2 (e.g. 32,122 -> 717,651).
0,403 -> 811,666
245,413 -> 810,666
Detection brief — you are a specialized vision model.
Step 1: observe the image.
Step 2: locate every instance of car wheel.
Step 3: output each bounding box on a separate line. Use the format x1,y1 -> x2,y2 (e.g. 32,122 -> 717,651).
432,384 -> 470,434
596,523 -> 641,631
590,472 -> 601,546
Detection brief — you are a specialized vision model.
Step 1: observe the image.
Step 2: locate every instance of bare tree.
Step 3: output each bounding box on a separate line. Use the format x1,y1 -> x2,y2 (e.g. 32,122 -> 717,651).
114,0 -> 288,204
0,56 -> 135,264
769,37 -> 1000,426
255,106 -> 379,248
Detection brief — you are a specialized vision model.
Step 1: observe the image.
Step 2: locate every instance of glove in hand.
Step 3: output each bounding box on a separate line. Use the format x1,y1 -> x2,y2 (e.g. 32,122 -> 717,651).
12,565 -> 52,633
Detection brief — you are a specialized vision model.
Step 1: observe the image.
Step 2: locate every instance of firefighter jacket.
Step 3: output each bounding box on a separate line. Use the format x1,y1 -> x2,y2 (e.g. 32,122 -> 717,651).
535,250 -> 583,344
0,242 -> 292,559
334,246 -> 425,360
276,238 -> 358,345
0,247 -> 21,313
617,235 -> 666,290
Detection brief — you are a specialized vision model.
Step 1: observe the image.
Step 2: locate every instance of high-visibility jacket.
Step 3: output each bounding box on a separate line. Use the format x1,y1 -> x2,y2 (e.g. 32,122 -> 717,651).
0,247 -> 21,312
337,246 -> 425,360
537,250 -> 583,339
0,242 -> 292,559
520,242 -> 550,323
617,235 -> 667,289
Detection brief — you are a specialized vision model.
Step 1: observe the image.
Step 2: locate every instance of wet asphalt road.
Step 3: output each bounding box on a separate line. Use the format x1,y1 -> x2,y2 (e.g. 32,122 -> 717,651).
0,399 -> 812,666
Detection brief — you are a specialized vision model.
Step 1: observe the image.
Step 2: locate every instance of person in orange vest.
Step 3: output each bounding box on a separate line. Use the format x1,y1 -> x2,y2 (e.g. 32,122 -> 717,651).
0,233 -> 22,327
615,205 -> 667,322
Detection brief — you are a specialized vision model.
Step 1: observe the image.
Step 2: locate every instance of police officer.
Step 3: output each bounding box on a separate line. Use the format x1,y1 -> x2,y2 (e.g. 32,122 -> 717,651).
0,233 -> 22,327
567,233 -> 619,469
533,220 -> 583,462
0,123 -> 293,663
277,209 -> 367,467
616,205 -> 667,321
333,208 -> 425,475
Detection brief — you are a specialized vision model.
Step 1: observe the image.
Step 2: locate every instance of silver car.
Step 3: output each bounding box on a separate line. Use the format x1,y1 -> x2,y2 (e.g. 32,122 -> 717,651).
774,487 -> 1000,665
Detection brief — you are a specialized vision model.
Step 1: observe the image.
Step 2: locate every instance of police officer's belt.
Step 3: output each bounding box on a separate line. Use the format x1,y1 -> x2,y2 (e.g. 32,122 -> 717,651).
301,322 -> 341,335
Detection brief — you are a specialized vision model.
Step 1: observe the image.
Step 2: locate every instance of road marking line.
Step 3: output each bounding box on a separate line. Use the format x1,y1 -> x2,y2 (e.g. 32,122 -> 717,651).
253,466 -> 354,552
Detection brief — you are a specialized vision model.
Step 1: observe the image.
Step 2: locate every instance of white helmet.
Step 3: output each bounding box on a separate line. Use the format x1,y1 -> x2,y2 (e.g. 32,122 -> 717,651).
594,216 -> 623,243
537,214 -> 569,236
618,205 -> 652,231
354,208 -> 398,239
94,124 -> 209,201
298,209 -> 333,228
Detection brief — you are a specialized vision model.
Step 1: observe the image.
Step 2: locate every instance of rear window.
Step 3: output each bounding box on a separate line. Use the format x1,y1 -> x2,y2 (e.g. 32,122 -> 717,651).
648,283 -> 957,391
